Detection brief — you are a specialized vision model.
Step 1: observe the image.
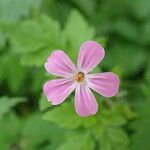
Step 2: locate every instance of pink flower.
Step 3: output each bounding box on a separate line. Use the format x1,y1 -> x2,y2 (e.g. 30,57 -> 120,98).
43,41 -> 120,117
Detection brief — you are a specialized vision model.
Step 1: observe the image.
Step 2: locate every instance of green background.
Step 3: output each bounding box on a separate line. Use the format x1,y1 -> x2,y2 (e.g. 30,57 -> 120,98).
0,0 -> 150,150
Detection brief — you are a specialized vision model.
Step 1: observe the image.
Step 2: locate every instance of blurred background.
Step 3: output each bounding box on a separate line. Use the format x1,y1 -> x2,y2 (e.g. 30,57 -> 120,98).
0,0 -> 150,150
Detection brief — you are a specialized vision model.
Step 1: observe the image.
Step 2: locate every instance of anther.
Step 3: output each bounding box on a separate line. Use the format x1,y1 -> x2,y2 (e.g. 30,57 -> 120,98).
75,72 -> 84,82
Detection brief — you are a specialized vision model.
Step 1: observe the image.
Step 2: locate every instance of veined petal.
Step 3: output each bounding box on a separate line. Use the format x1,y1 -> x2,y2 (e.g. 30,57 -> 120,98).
45,50 -> 77,77
88,72 -> 120,97
77,41 -> 105,73
75,84 -> 98,117
43,78 -> 77,105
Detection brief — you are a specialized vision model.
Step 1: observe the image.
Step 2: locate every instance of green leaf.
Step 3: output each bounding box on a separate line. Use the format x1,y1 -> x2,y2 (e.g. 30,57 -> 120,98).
39,94 -> 51,112
0,32 -> 6,48
10,15 -> 61,53
131,99 -> 150,150
114,19 -> 138,41
103,43 -> 146,78
141,61 -> 150,97
129,0 -> 150,20
57,132 -> 95,150
100,135 -> 112,150
72,0 -> 96,16
0,0 -> 42,22
131,81 -> 150,150
20,113 -> 65,150
0,96 -> 25,117
41,0 -> 71,25
0,113 -> 65,150
145,60 -> 150,79
140,20 -> 150,45
93,124 -> 130,150
2,15 -> 63,67
91,101 -> 134,150
30,68 -> 46,94
5,15 -> 63,67
43,101 -> 97,129
0,53 -> 27,93
20,48 -> 51,67
94,36 -> 108,48
0,113 -> 22,150
108,128 -> 129,144
63,10 -> 95,62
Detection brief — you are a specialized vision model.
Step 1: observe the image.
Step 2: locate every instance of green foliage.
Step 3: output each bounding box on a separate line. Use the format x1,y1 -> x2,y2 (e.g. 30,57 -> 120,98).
64,10 -> 95,50
0,113 -> 65,150
114,19 -> 138,42
42,95 -> 135,150
39,94 -> 52,111
0,0 -> 41,22
130,63 -> 150,150
131,98 -> 150,150
63,10 -> 95,62
0,32 -> 6,48
43,101 -> 97,129
141,20 -> 150,45
10,15 -> 61,53
20,114 -> 65,150
0,96 -> 25,117
0,113 -> 22,150
58,132 -> 95,150
92,102 -> 135,150
129,0 -> 150,20
103,43 -> 146,78
0,53 -> 27,93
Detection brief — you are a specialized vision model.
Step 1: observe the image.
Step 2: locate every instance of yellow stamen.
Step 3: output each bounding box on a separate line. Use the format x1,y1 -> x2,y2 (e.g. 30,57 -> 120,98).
75,72 -> 84,83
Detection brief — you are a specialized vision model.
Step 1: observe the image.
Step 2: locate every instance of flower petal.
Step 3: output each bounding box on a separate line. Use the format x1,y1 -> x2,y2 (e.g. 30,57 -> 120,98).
43,78 -> 77,105
75,84 -> 98,117
45,50 -> 77,77
88,72 -> 120,97
77,41 -> 105,73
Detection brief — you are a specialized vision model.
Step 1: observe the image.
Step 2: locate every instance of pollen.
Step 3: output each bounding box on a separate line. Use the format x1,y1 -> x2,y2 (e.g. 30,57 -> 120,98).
75,72 -> 85,83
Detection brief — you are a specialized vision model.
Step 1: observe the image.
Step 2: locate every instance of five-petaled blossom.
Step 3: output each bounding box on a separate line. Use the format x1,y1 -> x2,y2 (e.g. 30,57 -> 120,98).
43,41 -> 120,117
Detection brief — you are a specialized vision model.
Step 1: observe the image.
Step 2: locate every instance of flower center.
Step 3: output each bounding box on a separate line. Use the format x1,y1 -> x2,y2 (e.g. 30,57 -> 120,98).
75,72 -> 85,83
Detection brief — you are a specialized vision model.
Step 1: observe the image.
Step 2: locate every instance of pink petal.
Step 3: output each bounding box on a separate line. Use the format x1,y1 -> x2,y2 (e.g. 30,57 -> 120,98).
43,78 -> 77,105
45,50 -> 77,77
75,84 -> 98,117
88,72 -> 120,97
77,41 -> 105,73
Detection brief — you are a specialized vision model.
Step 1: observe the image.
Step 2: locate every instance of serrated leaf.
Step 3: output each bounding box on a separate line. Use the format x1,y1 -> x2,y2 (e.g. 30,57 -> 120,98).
63,10 -> 95,62
9,15 -> 61,53
43,102 -> 97,129
57,132 -> 95,150
91,101 -> 134,150
108,128 -> 129,144
20,48 -> 51,67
